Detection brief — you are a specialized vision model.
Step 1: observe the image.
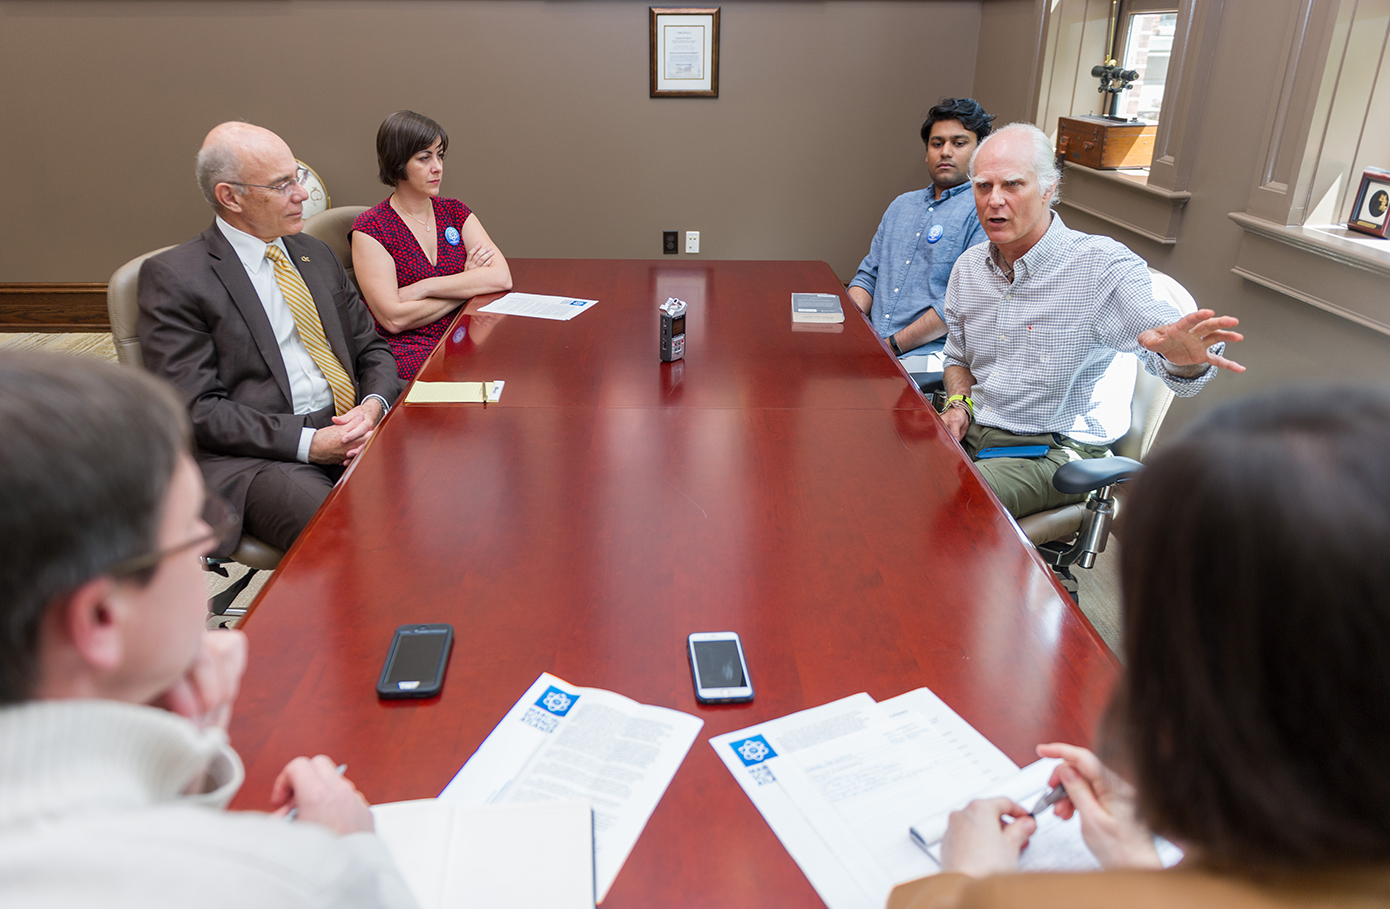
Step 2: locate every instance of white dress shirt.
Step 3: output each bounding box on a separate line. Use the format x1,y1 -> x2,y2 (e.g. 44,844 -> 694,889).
216,218 -> 333,462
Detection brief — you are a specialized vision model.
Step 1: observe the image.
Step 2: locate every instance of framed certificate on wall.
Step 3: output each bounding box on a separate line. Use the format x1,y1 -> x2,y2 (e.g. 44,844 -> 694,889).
650,7 -> 720,97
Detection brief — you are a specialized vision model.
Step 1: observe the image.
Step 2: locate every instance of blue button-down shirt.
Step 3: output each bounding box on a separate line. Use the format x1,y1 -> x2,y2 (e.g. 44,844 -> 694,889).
849,181 -> 986,355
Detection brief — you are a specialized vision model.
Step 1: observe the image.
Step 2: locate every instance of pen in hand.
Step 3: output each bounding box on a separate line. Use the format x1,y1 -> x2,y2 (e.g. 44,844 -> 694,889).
1029,783 -> 1067,817
285,762 -> 348,821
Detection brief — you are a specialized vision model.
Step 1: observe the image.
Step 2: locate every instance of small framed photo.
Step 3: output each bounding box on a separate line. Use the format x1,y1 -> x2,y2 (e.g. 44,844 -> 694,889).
650,7 -> 719,98
1348,167 -> 1390,238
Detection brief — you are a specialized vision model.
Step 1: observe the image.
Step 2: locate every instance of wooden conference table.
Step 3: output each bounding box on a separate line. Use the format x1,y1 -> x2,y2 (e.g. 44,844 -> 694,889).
229,259 -> 1119,907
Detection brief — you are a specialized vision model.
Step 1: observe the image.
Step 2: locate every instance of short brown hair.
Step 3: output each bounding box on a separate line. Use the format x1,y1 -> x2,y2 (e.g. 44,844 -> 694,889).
0,353 -> 190,703
376,110 -> 449,187
1113,385 -> 1390,868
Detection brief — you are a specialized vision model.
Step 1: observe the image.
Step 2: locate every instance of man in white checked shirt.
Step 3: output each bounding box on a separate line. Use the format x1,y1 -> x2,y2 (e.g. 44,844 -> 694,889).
139,123 -> 401,554
938,123 -> 1245,519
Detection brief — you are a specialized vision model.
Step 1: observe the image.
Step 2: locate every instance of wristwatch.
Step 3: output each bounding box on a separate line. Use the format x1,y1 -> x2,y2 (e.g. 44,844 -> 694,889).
888,333 -> 903,357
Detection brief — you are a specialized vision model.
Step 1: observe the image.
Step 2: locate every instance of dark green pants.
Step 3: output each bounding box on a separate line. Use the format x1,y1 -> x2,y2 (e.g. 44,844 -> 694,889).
963,423 -> 1110,519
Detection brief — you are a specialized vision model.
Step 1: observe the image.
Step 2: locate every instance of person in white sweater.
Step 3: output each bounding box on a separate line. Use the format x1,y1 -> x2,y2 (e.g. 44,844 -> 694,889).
0,351 -> 417,909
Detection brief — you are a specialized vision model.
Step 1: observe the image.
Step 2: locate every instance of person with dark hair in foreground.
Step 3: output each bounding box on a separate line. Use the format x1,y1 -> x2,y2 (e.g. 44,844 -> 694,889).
889,385 -> 1390,908
848,98 -> 995,366
351,110 -> 513,381
0,352 -> 415,908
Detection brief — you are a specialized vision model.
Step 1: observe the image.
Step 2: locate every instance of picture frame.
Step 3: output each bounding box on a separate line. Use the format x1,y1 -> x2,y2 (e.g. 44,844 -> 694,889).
1347,166 -> 1390,238
650,7 -> 719,98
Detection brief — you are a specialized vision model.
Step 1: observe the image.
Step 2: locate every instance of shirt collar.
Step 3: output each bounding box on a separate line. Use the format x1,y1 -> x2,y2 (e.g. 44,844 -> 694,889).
216,216 -> 288,276
929,180 -> 974,202
987,210 -> 1065,280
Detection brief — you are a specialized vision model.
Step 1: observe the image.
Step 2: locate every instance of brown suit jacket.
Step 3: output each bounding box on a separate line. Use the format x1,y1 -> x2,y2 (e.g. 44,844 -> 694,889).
136,223 -> 401,544
888,867 -> 1390,909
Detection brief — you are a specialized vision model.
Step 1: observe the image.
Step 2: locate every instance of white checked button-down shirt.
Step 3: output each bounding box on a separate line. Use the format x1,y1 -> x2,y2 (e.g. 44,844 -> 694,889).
942,213 -> 1218,445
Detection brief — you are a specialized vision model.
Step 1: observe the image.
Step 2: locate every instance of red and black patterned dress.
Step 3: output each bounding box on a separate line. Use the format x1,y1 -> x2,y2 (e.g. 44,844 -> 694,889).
351,197 -> 473,380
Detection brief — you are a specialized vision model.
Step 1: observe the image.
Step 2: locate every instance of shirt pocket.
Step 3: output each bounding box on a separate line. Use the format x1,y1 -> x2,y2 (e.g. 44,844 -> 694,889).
1024,326 -> 1089,373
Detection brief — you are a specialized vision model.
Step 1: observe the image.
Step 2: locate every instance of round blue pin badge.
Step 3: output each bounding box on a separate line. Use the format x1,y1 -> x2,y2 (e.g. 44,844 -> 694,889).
926,225 -> 945,244
444,226 -> 461,246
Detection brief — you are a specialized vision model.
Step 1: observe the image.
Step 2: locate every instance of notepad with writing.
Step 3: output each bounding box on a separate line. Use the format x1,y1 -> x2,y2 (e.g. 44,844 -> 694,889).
371,797 -> 595,909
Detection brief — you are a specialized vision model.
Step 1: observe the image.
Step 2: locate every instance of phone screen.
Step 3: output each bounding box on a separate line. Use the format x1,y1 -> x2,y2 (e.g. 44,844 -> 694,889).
693,639 -> 746,688
386,629 -> 449,685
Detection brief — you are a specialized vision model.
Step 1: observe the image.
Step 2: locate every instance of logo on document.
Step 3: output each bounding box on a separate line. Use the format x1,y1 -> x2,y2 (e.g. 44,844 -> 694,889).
926,224 -> 944,244
568,299 -> 586,306
538,686 -> 579,716
731,735 -> 776,766
518,685 -> 581,733
731,736 -> 778,786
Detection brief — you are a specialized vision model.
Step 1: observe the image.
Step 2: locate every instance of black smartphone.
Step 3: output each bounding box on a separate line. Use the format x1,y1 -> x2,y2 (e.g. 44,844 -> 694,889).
688,631 -> 754,703
376,624 -> 454,699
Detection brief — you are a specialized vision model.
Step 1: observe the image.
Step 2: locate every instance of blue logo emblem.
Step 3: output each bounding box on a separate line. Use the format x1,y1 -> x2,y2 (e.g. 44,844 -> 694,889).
730,735 -> 777,766
536,686 -> 579,716
926,225 -> 944,244
444,226 -> 461,246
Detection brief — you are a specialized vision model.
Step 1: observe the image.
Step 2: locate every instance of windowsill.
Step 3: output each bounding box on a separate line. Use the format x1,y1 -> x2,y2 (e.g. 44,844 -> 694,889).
1057,162 -> 1191,245
1229,212 -> 1390,336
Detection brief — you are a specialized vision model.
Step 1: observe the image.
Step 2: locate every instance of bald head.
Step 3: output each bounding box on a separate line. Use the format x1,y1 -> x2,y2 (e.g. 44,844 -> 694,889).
194,121 -> 308,241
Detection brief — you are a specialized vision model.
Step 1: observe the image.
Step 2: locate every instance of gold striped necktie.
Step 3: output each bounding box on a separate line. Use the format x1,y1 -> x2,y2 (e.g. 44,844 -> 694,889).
265,244 -> 355,416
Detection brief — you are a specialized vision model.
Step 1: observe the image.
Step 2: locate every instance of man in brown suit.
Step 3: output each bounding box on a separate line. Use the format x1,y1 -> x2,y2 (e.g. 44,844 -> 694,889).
138,122 -> 400,554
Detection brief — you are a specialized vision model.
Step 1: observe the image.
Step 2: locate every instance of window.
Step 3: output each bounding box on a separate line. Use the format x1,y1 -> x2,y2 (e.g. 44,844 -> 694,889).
1116,9 -> 1179,122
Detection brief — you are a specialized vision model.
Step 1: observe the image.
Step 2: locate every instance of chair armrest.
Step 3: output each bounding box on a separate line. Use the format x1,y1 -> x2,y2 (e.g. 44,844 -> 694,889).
1052,456 -> 1143,494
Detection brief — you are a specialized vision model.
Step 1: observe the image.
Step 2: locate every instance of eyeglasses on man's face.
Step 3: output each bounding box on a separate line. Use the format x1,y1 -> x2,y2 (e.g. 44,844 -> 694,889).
107,494 -> 240,578
224,165 -> 311,197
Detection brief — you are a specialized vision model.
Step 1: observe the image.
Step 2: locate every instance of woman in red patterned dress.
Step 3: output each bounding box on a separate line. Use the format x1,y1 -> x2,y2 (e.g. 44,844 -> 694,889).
351,110 -> 513,380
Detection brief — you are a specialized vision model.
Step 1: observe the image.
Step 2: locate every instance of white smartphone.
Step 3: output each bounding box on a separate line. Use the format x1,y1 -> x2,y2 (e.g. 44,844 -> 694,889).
687,631 -> 754,703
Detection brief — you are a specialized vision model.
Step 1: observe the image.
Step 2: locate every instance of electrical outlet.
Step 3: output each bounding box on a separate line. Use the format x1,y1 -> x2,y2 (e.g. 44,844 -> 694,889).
663,231 -> 678,254
685,231 -> 700,254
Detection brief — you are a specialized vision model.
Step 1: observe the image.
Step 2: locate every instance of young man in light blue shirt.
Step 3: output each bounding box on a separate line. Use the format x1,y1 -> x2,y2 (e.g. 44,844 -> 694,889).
848,98 -> 994,371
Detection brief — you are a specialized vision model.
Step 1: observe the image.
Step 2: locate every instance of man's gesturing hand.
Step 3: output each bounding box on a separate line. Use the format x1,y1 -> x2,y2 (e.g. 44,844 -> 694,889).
1138,309 -> 1245,373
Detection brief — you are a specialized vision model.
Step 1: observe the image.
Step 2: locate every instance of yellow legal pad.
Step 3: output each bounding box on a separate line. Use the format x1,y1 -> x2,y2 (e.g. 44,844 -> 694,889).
404,381 -> 505,404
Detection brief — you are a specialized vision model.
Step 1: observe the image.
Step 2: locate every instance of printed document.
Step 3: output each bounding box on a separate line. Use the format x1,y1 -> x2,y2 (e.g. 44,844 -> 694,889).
479,293 -> 598,321
440,673 -> 702,902
712,686 -> 1137,909
371,798 -> 594,908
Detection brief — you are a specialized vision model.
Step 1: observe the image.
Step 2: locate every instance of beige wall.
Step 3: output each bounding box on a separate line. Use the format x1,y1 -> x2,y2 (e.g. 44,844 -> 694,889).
0,0 -> 985,284
1033,0 -> 1390,439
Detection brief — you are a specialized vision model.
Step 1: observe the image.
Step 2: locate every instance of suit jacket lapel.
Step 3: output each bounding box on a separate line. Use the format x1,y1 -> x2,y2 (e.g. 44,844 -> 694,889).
203,224 -> 294,406
284,233 -> 355,390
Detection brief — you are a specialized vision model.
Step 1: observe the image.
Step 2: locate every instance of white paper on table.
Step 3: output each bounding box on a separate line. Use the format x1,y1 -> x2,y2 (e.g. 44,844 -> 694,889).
439,672 -> 702,902
478,293 -> 598,321
710,693 -> 893,909
910,756 -> 1184,872
371,798 -> 595,909
771,709 -> 1019,894
710,688 -> 1025,909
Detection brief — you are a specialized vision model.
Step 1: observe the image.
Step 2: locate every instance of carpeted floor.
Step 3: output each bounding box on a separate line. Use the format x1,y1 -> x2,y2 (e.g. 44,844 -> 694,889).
1,331 -> 1126,655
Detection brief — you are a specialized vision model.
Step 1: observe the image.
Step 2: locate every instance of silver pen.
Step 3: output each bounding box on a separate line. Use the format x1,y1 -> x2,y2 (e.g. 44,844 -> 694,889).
1029,783 -> 1067,816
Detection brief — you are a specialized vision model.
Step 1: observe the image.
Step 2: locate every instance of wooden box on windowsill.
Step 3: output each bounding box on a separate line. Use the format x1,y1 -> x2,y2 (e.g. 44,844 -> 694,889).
1057,115 -> 1157,170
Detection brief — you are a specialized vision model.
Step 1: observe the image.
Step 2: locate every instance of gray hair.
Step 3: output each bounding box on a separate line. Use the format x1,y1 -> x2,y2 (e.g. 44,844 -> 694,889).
968,122 -> 1062,207
195,142 -> 243,209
